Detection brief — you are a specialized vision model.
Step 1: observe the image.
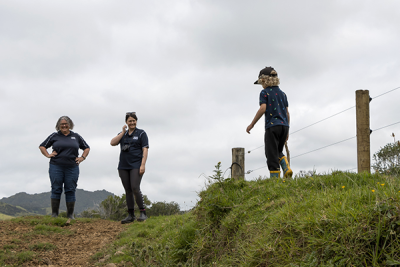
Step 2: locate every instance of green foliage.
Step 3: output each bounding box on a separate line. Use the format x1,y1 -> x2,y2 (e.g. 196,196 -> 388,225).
11,215 -> 75,227
373,141 -> 400,176
82,193 -> 180,220
33,224 -> 72,235
15,251 -> 35,265
148,201 -> 180,216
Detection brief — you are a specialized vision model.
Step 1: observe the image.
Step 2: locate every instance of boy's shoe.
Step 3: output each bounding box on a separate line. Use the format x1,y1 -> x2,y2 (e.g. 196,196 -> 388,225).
279,156 -> 293,178
270,171 -> 280,178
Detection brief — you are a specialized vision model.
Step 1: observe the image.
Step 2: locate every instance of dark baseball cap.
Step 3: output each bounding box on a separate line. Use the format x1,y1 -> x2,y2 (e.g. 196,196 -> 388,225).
254,66 -> 277,84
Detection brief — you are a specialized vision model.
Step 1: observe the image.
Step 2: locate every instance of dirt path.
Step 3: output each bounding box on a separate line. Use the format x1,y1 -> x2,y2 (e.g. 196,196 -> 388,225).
0,218 -> 125,266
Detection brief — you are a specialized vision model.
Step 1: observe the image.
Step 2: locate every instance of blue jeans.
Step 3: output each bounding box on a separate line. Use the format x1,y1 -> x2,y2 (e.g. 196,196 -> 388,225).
49,164 -> 79,202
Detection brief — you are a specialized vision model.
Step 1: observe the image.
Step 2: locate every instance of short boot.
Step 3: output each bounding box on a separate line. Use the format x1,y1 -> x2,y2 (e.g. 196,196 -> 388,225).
270,171 -> 280,178
121,211 -> 136,224
66,202 -> 76,220
279,156 -> 293,178
137,210 -> 147,222
51,198 -> 60,218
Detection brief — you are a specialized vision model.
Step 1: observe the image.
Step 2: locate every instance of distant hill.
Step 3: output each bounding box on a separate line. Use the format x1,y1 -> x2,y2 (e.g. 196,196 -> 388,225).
0,189 -> 114,216
0,202 -> 30,217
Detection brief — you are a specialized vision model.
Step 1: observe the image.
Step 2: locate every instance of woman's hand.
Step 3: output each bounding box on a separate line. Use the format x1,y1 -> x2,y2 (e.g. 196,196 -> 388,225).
122,125 -> 127,134
75,157 -> 85,165
48,151 -> 58,158
140,164 -> 146,175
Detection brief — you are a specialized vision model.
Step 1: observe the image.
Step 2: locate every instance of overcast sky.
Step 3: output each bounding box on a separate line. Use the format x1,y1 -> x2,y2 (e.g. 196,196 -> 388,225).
1,0 -> 400,209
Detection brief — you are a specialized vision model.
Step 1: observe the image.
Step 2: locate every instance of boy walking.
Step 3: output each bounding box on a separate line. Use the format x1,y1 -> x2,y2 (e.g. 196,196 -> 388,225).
246,66 -> 292,178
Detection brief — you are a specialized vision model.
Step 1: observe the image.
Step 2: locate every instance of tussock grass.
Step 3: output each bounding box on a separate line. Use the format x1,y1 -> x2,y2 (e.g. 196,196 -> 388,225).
100,170 -> 400,266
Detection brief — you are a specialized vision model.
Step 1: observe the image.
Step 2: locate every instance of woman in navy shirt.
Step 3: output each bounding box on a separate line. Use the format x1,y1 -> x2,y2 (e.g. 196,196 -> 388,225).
39,116 -> 90,220
110,112 -> 149,224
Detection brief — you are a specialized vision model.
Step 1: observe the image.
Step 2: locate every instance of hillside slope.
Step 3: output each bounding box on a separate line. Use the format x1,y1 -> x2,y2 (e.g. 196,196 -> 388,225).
96,171 -> 400,266
0,202 -> 29,217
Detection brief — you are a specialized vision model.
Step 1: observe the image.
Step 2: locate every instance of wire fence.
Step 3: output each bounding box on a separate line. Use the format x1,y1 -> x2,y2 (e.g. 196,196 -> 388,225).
246,86 -> 400,176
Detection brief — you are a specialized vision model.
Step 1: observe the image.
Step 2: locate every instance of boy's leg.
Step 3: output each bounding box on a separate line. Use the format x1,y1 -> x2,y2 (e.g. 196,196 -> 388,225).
278,126 -> 292,177
265,127 -> 280,176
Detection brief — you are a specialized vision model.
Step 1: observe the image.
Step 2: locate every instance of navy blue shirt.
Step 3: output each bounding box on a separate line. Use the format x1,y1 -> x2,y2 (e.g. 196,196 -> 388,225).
40,131 -> 90,166
118,128 -> 149,170
259,86 -> 289,130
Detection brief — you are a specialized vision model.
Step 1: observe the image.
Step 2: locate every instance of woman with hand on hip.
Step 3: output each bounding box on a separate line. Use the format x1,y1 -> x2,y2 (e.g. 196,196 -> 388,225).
39,116 -> 90,219
110,112 -> 149,224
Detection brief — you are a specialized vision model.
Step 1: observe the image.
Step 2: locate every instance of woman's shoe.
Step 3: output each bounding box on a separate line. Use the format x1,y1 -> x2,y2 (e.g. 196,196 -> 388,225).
121,212 -> 136,224
137,210 -> 147,222
51,198 -> 60,218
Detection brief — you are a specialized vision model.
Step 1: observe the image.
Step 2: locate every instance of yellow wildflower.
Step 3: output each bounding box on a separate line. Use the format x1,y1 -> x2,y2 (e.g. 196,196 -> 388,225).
381,184 -> 385,186
342,186 -> 345,189
372,190 -> 375,193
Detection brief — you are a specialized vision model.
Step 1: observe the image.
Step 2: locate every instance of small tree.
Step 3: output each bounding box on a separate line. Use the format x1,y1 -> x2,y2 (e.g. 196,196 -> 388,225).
148,201 -> 180,216
81,194 -> 151,220
372,141 -> 400,176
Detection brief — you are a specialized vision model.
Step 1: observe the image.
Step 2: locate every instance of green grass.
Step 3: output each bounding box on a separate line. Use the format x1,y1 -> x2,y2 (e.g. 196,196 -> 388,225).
95,170 -> 400,266
11,215 -> 77,227
29,242 -> 56,251
0,213 -> 14,220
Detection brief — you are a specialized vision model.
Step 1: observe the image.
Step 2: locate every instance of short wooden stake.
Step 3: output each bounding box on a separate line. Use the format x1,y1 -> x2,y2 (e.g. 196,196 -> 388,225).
356,90 -> 371,173
232,148 -> 245,180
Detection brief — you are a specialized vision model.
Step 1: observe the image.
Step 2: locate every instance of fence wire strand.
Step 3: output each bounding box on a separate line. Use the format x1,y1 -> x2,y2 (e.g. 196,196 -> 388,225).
372,86 -> 400,99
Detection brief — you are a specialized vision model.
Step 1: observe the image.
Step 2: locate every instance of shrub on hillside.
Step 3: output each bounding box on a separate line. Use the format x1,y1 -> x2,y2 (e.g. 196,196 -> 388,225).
80,194 -> 152,220
373,140 -> 400,176
147,201 -> 180,216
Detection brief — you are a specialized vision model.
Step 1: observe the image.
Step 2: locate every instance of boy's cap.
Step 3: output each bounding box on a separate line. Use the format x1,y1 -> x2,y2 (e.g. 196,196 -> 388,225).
254,66 -> 277,84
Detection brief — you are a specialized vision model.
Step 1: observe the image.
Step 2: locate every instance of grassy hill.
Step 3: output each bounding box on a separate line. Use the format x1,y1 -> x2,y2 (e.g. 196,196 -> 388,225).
0,189 -> 114,216
93,170 -> 400,266
0,213 -> 14,220
0,202 -> 30,217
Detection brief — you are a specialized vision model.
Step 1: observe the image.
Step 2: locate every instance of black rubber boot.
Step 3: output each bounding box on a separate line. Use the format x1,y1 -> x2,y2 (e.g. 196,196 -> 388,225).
137,210 -> 147,222
51,198 -> 60,218
66,202 -> 75,220
121,210 -> 136,224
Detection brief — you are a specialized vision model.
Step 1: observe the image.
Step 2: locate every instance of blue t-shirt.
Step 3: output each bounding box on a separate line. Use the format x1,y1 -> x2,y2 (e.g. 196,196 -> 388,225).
40,131 -> 90,166
259,86 -> 289,130
118,128 -> 149,170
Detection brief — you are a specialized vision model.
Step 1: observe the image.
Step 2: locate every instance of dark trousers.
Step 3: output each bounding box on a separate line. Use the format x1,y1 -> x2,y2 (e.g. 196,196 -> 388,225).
264,126 -> 289,172
49,164 -> 79,202
118,169 -> 145,210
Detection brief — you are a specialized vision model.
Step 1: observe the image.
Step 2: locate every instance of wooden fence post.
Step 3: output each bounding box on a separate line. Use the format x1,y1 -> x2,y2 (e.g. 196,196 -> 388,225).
232,148 -> 245,180
356,90 -> 371,173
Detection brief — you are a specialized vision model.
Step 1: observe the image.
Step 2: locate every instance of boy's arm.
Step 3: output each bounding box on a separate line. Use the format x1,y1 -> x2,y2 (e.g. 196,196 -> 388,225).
246,104 -> 266,134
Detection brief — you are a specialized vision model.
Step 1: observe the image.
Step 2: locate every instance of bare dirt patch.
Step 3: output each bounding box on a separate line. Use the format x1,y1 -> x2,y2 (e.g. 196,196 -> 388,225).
0,217 -> 125,266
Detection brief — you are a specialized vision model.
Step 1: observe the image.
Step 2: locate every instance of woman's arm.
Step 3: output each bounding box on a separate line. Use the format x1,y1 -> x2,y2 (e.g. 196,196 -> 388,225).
139,147 -> 149,175
76,148 -> 90,164
110,125 -> 127,146
39,146 -> 57,158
